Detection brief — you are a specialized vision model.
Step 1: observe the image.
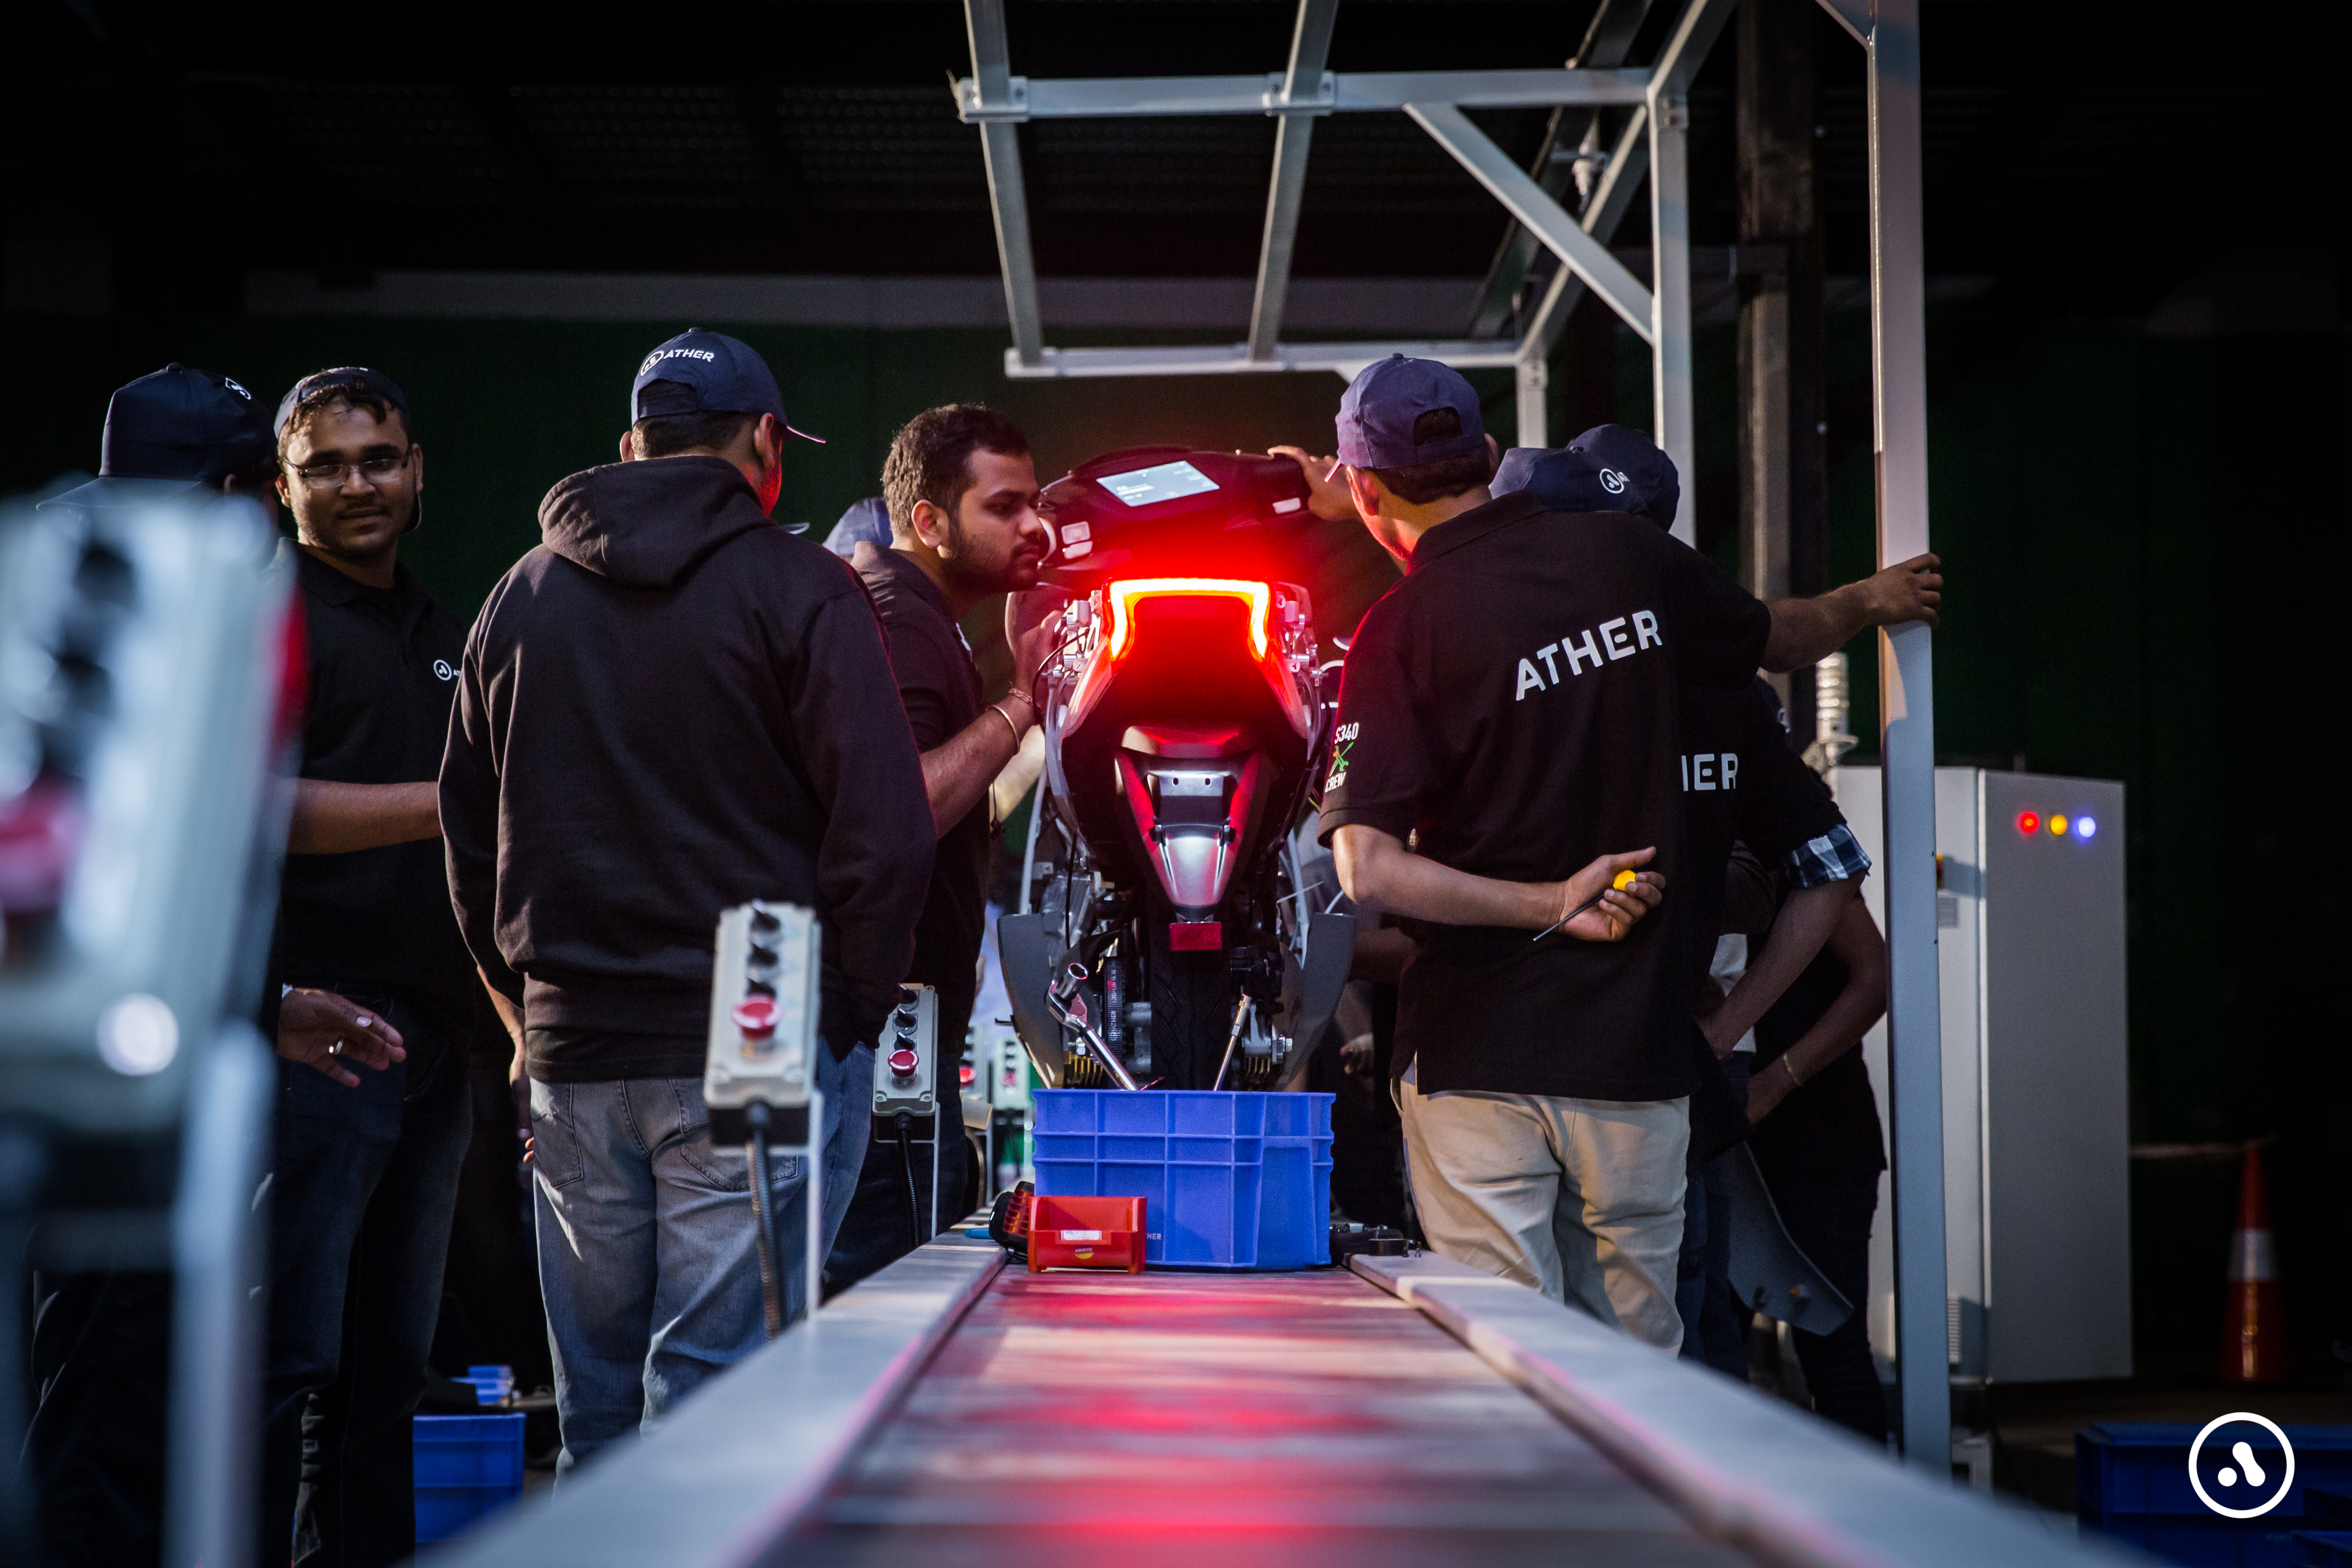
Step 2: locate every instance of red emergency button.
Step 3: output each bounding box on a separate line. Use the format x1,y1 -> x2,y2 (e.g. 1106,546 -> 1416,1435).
731,996 -> 778,1039
888,1047 -> 919,1079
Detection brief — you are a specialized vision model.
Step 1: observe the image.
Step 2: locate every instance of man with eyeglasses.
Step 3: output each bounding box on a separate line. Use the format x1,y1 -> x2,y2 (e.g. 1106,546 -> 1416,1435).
259,367 -> 488,1568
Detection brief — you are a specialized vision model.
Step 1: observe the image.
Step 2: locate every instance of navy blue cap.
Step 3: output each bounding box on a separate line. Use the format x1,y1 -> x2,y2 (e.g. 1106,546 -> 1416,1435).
630,329 -> 823,444
43,365 -> 273,510
1492,445 -> 1623,514
1335,354 -> 1484,469
1567,423 -> 1679,530
273,366 -> 414,443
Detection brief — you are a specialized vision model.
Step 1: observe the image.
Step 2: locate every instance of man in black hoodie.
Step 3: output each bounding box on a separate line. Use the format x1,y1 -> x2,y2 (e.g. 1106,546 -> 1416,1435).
440,330 -> 931,1476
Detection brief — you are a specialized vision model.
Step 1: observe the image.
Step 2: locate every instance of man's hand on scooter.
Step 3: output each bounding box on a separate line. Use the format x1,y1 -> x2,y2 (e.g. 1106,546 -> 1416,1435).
1005,587 -> 1068,709
1268,446 -> 1357,523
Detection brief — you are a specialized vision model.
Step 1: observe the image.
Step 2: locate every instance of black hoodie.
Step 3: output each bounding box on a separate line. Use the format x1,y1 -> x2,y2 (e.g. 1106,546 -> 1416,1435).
442,456 -> 933,1075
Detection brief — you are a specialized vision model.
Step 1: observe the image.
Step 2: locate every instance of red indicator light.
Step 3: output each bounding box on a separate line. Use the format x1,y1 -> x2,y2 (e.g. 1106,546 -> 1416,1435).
1107,578 -> 1272,660
2016,810 -> 2040,837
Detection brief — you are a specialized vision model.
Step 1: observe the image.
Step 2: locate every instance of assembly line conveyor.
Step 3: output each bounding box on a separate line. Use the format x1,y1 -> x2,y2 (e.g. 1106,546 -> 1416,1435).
436,1235 -> 2135,1568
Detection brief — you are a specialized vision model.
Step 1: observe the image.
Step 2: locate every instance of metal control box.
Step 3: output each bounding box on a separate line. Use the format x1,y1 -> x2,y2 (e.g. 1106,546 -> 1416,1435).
1833,766 -> 2131,1384
873,983 -> 938,1117
704,901 -> 817,1140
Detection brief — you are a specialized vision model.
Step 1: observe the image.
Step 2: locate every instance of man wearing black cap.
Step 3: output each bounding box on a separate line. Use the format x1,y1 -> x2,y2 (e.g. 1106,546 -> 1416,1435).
441,330 -> 931,1476
259,367 -> 487,1568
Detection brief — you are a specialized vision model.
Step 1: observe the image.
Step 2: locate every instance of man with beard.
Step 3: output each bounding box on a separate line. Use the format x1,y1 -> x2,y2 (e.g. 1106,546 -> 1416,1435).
826,405 -> 1055,1285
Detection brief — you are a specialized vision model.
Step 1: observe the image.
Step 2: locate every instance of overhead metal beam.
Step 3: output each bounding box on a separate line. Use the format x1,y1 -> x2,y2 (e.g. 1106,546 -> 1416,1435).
963,0 -> 1044,367
1248,0 -> 1341,360
1513,101 -> 1650,441
1469,0 -> 1659,339
1403,103 -> 1654,345
1002,339 -> 1523,381
954,67 -> 1652,123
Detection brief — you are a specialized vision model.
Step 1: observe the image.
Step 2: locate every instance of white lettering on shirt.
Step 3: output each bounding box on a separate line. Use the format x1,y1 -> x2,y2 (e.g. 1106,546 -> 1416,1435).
1507,608 -> 1663,699
1560,628 -> 1603,676
1680,751 -> 1739,792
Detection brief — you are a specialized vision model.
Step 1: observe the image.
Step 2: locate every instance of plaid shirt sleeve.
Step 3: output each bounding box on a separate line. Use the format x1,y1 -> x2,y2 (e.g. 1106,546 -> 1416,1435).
1785,823 -> 1872,888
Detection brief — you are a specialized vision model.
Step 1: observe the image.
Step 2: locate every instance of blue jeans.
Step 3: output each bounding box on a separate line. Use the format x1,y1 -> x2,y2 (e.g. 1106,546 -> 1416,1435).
1678,1051 -> 1751,1377
528,1043 -> 872,1478
260,986 -> 476,1568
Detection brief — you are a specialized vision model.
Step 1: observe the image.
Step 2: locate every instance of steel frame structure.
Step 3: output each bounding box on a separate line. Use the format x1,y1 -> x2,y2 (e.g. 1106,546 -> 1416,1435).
957,0 -> 1724,545
958,0 -> 1946,1471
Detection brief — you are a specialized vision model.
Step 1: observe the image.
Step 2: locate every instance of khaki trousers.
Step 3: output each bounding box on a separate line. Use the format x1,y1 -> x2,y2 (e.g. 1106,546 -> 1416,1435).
1397,1067 -> 1690,1350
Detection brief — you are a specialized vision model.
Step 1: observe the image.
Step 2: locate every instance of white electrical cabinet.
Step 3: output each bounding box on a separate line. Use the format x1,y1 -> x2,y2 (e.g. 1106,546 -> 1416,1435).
1831,766 -> 2131,1384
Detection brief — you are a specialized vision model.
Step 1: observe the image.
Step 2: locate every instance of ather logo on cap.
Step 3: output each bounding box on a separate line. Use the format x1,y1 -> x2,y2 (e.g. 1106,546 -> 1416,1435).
639,347 -> 719,375
222,377 -> 252,400
1599,468 -> 1628,494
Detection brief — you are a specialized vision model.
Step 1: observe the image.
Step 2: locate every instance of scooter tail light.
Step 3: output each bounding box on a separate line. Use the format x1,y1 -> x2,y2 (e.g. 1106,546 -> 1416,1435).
1106,578 -> 1272,661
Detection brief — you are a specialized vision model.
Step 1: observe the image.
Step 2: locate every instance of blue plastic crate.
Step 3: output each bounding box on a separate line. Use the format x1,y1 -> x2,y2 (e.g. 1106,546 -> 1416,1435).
1031,1089 -> 1332,1269
414,1413 -> 524,1544
2077,1424 -> 2352,1568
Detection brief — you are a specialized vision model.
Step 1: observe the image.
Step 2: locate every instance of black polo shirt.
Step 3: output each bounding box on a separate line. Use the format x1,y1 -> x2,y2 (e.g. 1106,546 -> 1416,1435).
1678,675 -> 1848,991
277,544 -> 477,1025
1317,491 -> 1770,1101
854,544 -> 990,1053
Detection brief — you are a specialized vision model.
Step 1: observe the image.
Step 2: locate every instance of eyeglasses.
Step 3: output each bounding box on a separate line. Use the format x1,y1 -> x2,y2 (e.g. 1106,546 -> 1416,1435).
288,449 -> 413,488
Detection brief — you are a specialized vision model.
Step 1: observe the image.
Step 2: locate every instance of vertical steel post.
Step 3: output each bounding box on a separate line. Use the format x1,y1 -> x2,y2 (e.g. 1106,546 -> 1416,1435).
1248,0 -> 1339,360
1647,91 -> 1697,546
1516,355 -> 1548,448
1860,0 -> 1949,1473
965,0 -> 1044,367
164,1026 -> 271,1568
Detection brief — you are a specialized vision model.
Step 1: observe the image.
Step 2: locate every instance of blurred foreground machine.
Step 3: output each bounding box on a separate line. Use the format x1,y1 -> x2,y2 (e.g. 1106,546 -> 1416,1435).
1834,765 -> 2132,1384
0,491 -> 293,1568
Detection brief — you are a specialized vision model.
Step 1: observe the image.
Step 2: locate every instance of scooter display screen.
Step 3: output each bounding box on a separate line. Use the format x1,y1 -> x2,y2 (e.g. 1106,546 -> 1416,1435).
1100,459 -> 1220,508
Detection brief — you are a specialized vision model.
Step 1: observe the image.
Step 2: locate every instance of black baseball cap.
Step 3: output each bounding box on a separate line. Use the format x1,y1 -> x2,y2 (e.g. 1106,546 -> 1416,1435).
629,329 -> 823,443
42,365 -> 274,510
1567,423 -> 1680,530
1335,354 -> 1485,469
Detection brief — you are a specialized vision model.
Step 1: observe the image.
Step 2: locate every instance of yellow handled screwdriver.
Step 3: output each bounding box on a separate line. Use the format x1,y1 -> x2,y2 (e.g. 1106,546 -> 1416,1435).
1531,869 -> 1638,943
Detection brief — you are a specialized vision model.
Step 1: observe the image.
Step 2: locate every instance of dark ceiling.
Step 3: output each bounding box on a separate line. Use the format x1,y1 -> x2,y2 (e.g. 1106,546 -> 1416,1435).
4,1 -> 2343,315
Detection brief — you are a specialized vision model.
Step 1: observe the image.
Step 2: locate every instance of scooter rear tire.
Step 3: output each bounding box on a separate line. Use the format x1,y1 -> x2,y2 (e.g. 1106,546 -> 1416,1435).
1142,901 -> 1238,1090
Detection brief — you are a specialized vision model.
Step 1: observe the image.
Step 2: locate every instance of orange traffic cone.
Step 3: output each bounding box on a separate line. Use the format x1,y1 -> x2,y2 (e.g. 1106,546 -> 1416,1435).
2219,1144 -> 2288,1384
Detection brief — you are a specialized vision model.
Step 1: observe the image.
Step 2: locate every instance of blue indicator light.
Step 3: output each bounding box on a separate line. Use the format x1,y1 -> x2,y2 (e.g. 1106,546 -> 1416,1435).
2075,815 -> 2097,840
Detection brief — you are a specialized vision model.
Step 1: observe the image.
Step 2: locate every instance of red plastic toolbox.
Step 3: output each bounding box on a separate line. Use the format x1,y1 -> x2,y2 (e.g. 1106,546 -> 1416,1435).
1027,1195 -> 1146,1273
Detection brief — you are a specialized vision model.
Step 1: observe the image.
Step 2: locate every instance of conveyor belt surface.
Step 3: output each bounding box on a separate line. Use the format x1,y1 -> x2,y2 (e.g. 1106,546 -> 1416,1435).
784,1268 -> 1747,1568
